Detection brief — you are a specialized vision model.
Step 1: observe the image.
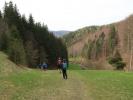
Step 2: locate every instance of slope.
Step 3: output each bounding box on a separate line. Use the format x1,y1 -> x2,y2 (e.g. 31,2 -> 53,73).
0,51 -> 23,76
63,15 -> 133,70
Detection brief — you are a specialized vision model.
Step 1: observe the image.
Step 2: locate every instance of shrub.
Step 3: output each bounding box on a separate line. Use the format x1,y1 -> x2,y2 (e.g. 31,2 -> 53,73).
108,51 -> 126,70
115,61 -> 126,70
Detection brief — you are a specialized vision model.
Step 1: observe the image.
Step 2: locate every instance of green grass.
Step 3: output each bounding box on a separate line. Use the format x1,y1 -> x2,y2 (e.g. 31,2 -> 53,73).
76,70 -> 133,100
0,51 -> 22,76
0,70 -> 89,100
1,52 -> 133,100
68,63 -> 81,70
1,69 -> 133,100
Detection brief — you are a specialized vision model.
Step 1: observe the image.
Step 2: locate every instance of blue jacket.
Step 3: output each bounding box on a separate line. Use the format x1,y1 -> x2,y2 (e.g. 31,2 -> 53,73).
62,62 -> 67,69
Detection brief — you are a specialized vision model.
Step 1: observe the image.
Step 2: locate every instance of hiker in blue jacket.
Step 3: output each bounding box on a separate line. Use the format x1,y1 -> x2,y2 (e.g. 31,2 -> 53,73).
62,59 -> 68,79
42,62 -> 48,70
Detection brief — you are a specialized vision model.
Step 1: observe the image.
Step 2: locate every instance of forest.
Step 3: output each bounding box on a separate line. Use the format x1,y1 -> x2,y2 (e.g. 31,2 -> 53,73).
0,1 -> 68,68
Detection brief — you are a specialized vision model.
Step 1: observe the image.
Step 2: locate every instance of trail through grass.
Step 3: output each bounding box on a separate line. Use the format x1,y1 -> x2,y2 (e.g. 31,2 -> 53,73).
0,70 -> 89,100
1,52 -> 133,100
1,69 -> 133,100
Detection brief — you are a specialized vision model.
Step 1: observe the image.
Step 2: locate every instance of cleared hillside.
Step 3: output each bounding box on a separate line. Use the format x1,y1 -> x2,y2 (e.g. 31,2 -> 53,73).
63,15 -> 133,70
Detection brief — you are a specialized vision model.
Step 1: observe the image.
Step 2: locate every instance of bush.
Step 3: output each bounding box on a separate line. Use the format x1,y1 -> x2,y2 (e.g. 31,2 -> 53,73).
115,61 -> 126,70
108,51 -> 126,70
108,57 -> 122,64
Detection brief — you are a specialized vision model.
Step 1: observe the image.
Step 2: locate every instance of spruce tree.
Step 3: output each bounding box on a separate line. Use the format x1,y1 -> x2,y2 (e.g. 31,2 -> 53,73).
29,14 -> 34,25
8,26 -> 27,65
0,10 -> 2,18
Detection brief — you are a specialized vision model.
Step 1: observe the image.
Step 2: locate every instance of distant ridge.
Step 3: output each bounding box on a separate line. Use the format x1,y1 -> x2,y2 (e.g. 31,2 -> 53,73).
52,30 -> 71,37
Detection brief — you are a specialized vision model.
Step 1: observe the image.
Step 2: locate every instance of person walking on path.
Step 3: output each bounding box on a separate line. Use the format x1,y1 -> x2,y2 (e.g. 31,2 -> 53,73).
62,59 -> 68,79
57,57 -> 62,73
42,62 -> 48,71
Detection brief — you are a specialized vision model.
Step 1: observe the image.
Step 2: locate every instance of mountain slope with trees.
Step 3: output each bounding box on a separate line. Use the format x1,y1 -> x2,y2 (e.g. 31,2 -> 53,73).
63,15 -> 133,70
0,1 -> 68,68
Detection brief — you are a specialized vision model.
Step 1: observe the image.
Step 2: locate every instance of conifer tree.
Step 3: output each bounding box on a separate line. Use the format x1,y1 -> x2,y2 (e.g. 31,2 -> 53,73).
8,26 -> 27,65
0,10 -> 2,18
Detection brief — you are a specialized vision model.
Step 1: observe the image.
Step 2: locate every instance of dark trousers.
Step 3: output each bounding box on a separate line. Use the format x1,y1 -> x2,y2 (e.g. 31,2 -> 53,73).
58,64 -> 62,73
62,69 -> 67,79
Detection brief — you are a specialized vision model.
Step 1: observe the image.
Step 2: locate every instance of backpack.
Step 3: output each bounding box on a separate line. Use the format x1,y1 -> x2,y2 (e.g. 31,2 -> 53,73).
63,62 -> 67,69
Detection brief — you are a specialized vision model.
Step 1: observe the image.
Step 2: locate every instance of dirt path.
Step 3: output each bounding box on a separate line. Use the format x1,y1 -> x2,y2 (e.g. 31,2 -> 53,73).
0,70 -> 91,100
54,71 -> 90,100
23,70 -> 90,100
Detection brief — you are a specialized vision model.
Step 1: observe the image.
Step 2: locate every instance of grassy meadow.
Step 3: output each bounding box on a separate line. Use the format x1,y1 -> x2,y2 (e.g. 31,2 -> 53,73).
0,52 -> 133,100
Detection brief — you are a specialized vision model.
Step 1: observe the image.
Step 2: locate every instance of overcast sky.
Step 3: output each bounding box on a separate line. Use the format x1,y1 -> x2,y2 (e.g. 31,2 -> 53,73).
0,0 -> 133,31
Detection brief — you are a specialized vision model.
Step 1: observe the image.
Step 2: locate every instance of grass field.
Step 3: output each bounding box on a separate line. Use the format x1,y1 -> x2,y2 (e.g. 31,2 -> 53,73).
1,52 -> 133,100
68,63 -> 81,70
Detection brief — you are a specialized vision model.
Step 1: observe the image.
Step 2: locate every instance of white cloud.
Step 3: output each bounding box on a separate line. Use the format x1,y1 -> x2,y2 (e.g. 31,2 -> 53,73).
0,0 -> 133,31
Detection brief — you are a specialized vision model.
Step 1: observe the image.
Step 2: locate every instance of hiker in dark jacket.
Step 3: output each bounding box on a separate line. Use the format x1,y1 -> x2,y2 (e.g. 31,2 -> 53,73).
62,59 -> 68,79
57,57 -> 62,73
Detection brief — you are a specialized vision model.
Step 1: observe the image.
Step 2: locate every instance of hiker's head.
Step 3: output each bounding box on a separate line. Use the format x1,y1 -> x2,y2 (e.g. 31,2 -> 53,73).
63,59 -> 66,63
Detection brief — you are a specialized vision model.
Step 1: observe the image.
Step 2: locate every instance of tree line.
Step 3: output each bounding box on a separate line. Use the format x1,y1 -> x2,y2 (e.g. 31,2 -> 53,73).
0,1 -> 68,68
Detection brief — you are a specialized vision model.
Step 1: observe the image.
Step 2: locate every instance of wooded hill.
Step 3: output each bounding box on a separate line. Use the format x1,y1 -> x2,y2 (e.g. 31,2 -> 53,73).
63,15 -> 133,70
0,2 -> 68,68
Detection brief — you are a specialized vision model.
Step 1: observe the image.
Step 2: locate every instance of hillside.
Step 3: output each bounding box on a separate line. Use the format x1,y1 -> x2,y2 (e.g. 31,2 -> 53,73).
63,26 -> 99,46
0,52 -> 21,75
63,15 -> 133,70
